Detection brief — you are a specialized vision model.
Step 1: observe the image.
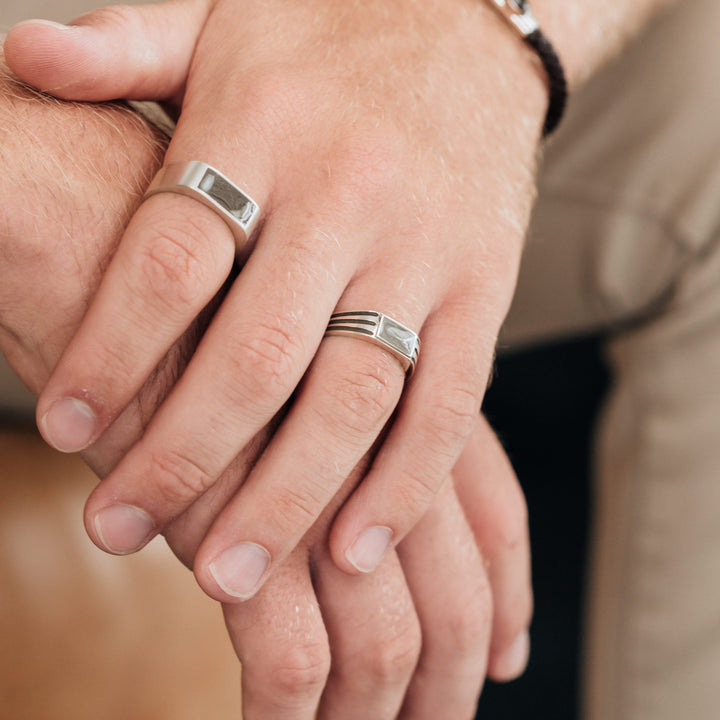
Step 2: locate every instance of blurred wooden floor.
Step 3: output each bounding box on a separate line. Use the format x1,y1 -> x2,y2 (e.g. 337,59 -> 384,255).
0,427 -> 241,720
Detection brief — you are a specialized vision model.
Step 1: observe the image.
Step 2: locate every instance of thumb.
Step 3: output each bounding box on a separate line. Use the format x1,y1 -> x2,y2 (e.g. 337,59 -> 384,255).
4,0 -> 210,101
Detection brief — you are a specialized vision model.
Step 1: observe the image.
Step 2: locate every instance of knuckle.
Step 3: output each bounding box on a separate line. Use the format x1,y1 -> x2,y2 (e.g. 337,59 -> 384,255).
238,71 -> 319,150
361,622 -> 421,687
428,387 -> 480,451
269,641 -> 331,699
332,128 -> 406,210
95,333 -> 148,388
318,354 -> 401,440
393,466 -> 442,521
267,481 -> 327,535
243,72 -> 304,119
412,387 -> 480,482
226,315 -> 305,402
148,447 -> 216,508
437,592 -> 493,660
129,214 -> 228,317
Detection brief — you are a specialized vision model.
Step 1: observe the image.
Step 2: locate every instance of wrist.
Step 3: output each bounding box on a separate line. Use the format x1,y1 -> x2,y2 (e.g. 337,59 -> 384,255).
483,1 -> 567,136
451,0 -> 549,147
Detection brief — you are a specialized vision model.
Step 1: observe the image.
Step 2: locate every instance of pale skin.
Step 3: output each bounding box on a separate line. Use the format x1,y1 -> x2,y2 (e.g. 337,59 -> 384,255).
0,54 -> 532,718
4,0 -> 677,606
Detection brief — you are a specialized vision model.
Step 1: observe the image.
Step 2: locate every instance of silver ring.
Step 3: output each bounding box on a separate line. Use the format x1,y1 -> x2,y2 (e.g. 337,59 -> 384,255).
144,161 -> 261,255
325,311 -> 420,375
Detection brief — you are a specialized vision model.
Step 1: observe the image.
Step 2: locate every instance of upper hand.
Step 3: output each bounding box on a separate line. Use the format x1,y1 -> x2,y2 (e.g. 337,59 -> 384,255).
0,69 -> 532,717
5,0 -> 546,600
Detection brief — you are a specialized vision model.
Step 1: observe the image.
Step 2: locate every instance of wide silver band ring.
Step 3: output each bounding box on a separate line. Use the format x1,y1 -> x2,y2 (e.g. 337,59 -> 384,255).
325,311 -> 420,375
144,161 -> 261,255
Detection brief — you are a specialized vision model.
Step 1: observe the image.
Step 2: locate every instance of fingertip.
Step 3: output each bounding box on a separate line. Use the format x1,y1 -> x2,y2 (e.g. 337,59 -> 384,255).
488,630 -> 531,683
4,20 -> 98,98
345,525 -> 393,573
90,503 -> 157,555
197,541 -> 272,603
37,396 -> 98,454
330,519 -> 394,575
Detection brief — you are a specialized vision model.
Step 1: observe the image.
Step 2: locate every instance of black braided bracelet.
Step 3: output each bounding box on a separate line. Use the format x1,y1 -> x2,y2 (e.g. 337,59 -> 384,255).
486,0 -> 567,137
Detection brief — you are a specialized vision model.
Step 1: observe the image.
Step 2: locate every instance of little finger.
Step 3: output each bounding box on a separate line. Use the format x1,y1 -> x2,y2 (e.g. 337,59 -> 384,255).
453,415 -> 533,682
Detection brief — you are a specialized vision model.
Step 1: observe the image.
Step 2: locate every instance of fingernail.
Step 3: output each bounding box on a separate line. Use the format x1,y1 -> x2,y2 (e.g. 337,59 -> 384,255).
40,397 -> 97,452
346,526 -> 393,573
13,19 -> 76,31
94,504 -> 156,555
495,631 -> 531,681
209,543 -> 271,599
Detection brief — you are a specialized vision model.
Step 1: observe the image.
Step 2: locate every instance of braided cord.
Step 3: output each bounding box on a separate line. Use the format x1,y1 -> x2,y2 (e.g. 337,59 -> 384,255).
525,28 -> 568,136
485,0 -> 568,137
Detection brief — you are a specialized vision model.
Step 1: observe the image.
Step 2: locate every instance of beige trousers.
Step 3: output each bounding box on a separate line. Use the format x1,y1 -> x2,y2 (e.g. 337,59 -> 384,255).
502,2 -> 720,718
2,1 -> 720,718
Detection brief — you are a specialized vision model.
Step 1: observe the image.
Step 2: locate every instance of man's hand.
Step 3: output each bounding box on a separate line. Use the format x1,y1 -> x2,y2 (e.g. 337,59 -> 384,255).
0,54 -> 532,718
4,0 -> 544,604
5,0 -> 676,603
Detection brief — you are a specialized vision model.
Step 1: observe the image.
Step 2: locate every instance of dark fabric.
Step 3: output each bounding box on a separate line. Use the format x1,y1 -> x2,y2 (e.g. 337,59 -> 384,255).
476,336 -> 609,719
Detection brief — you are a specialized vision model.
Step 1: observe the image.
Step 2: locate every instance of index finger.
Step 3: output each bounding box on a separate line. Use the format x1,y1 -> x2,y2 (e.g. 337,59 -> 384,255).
35,158 -> 268,454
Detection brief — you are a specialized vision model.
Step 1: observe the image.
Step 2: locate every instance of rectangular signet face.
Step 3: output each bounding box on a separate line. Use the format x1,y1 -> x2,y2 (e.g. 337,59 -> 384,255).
200,169 -> 256,224
378,315 -> 419,357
